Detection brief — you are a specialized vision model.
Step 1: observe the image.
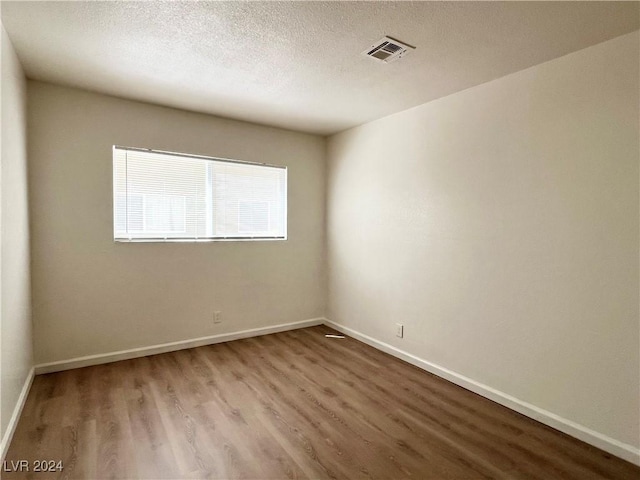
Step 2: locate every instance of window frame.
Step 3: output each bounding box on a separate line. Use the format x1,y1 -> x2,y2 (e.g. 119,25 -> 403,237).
112,145 -> 288,242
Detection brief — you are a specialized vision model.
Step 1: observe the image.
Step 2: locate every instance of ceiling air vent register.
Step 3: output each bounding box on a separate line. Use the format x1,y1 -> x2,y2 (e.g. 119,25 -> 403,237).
363,36 -> 415,63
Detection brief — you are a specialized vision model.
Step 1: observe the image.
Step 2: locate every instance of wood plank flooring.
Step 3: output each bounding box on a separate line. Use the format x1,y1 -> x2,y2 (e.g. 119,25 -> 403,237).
4,325 -> 639,479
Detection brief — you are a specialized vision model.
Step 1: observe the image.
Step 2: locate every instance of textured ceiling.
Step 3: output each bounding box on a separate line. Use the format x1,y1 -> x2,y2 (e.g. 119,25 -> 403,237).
2,1 -> 638,135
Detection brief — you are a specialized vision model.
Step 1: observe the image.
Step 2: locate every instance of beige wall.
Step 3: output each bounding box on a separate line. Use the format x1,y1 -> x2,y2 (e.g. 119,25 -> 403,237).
1,24 -> 33,443
327,31 -> 639,449
13,24 -> 640,459
28,82 -> 325,364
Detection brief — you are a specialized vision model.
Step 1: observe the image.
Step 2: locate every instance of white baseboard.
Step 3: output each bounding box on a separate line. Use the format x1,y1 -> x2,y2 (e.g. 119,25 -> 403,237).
1,367 -> 35,462
323,319 -> 640,466
35,318 -> 323,375
28,316 -> 640,465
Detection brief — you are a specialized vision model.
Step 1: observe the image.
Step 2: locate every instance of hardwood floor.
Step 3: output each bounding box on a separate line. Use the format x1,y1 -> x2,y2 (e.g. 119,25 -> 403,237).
4,325 -> 639,479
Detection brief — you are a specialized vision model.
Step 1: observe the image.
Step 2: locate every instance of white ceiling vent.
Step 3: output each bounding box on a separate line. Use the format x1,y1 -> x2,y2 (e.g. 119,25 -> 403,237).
363,36 -> 415,63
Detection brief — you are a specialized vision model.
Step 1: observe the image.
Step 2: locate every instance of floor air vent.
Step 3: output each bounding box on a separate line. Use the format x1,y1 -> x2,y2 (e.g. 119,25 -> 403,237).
363,36 -> 415,63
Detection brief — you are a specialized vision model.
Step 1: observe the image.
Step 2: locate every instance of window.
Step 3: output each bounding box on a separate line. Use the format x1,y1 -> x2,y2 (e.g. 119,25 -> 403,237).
113,146 -> 287,241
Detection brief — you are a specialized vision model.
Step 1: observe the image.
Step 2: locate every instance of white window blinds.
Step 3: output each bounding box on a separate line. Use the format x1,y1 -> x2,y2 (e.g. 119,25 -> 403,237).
113,147 -> 287,241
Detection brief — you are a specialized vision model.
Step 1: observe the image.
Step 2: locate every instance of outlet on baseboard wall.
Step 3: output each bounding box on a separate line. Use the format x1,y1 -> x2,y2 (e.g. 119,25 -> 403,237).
214,311 -> 222,324
396,323 -> 403,338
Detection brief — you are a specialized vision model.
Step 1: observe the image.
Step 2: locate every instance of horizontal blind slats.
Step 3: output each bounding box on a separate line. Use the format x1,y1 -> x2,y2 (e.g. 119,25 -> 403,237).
113,147 -> 287,241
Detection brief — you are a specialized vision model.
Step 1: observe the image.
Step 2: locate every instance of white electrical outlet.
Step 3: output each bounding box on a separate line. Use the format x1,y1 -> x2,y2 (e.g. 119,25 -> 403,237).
214,311 -> 222,324
396,323 -> 403,338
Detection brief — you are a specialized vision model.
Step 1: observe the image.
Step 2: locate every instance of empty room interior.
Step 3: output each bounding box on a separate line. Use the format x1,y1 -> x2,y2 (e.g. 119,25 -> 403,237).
1,1 -> 639,479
